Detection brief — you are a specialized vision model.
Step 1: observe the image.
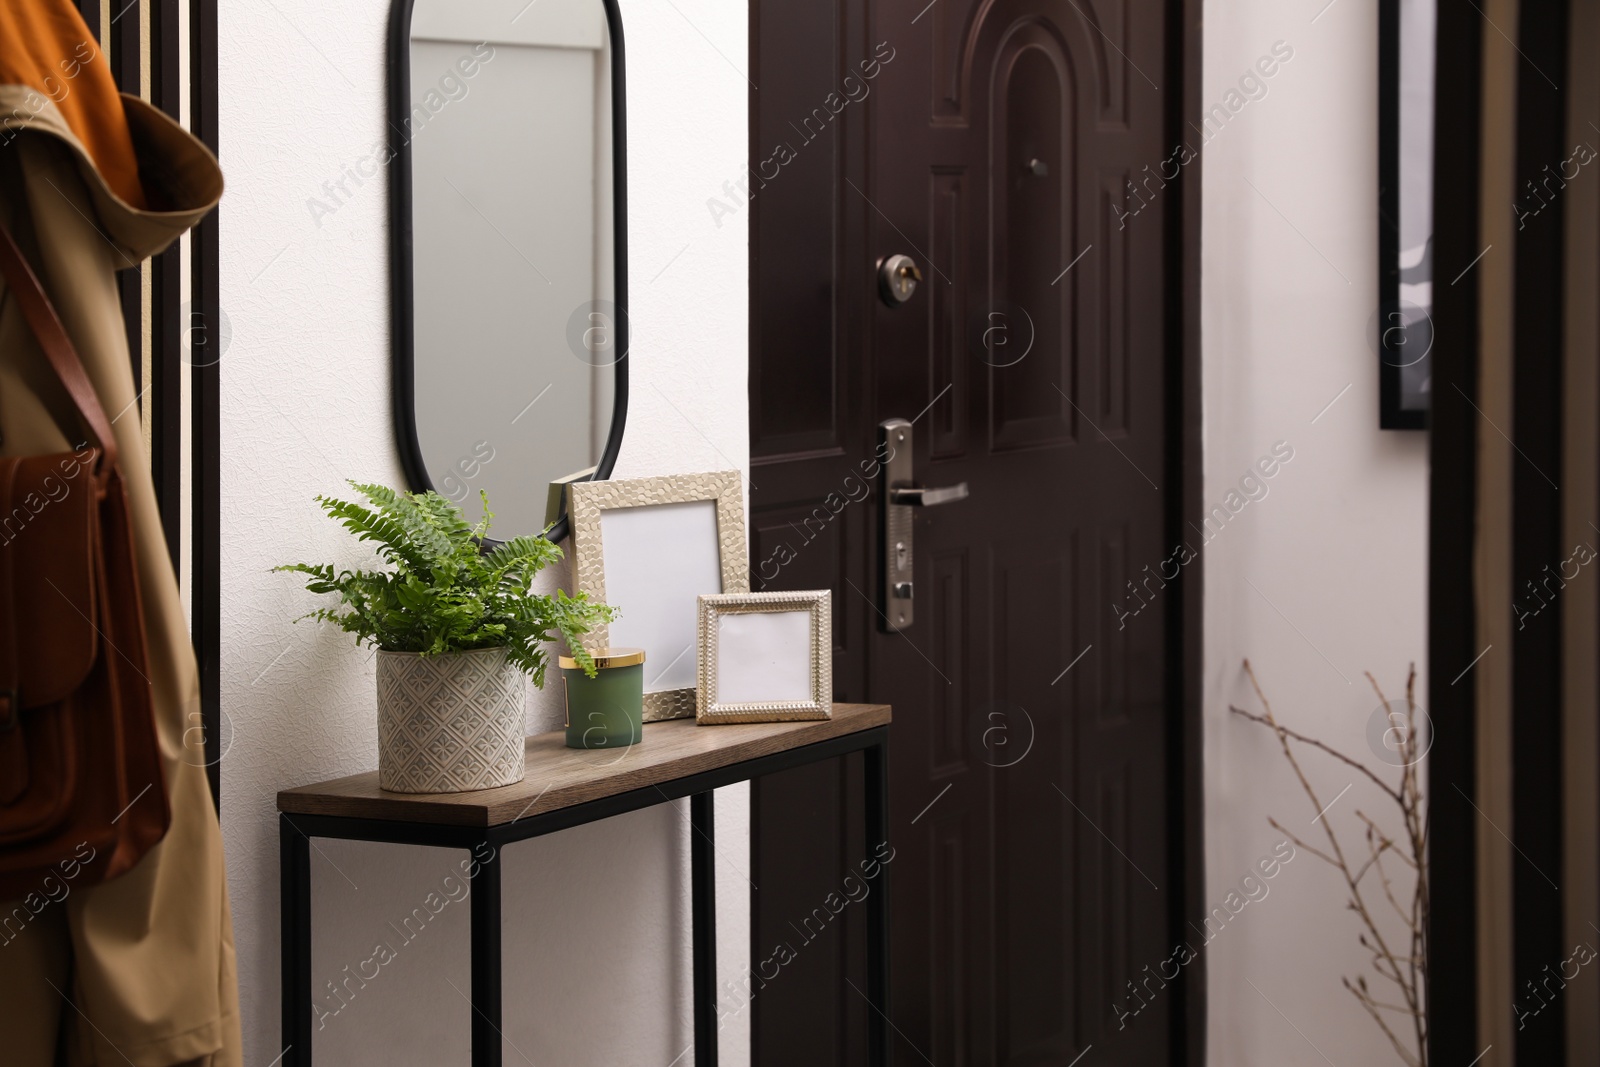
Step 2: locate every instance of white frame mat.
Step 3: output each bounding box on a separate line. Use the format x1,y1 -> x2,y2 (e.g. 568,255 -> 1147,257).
696,590 -> 831,725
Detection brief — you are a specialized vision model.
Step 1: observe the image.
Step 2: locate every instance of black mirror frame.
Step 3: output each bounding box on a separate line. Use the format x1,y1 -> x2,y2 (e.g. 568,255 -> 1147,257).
388,0 -> 630,543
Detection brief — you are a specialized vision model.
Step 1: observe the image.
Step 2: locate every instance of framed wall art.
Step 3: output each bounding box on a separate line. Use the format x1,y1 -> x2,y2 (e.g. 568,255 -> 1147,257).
695,590 -> 831,725
1378,0 -> 1435,428
568,470 -> 749,720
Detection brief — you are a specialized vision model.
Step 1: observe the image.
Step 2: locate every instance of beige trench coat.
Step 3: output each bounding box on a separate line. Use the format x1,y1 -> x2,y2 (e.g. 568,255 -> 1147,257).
0,81 -> 240,1067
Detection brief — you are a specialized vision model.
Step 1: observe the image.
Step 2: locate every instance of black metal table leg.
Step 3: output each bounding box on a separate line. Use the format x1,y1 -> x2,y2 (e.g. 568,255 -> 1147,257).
691,791 -> 719,1066
865,735 -> 892,1067
280,814 -> 313,1066
470,839 -> 504,1067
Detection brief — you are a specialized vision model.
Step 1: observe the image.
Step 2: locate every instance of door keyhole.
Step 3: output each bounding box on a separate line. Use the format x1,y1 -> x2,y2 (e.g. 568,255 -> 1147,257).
878,254 -> 923,307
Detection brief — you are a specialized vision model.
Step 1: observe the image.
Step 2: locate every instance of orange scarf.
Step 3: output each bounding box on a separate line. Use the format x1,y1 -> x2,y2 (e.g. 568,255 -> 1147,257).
0,0 -> 146,208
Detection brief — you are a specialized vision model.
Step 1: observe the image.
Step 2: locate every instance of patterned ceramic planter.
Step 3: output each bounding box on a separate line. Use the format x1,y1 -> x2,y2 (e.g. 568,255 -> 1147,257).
375,647 -> 526,793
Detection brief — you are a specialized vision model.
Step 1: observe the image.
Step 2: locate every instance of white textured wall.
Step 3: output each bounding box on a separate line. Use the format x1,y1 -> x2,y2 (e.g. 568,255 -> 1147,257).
218,0 -> 750,1063
1201,1 -> 1428,1064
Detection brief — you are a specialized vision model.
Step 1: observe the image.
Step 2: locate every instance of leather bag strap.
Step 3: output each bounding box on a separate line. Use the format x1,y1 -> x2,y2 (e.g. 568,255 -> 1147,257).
0,221 -> 119,469
0,459 -> 17,730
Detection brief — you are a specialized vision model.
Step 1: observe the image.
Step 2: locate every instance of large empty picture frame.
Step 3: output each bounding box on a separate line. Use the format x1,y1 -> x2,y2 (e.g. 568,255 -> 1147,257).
569,470 -> 749,721
696,591 -> 831,725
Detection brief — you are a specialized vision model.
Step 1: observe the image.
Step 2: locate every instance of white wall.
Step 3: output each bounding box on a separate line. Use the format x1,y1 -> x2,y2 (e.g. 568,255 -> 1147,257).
217,0 -> 750,1062
1200,1 -> 1429,1064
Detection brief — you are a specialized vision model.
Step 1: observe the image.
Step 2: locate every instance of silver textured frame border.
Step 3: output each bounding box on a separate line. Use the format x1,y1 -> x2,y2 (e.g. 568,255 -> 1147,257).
695,591 -> 832,724
569,470 -> 749,721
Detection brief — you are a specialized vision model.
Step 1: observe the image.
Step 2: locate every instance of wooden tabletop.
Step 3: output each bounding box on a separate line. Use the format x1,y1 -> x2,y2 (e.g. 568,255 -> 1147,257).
277,703 -> 890,827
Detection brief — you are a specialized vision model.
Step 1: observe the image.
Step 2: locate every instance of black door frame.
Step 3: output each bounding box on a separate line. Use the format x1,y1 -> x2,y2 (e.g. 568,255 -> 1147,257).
1168,0 -> 1206,1060
1427,1 -> 1590,1062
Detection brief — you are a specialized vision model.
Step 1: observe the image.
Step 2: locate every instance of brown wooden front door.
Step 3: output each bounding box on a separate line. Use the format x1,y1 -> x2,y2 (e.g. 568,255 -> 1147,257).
748,0 -> 1179,1062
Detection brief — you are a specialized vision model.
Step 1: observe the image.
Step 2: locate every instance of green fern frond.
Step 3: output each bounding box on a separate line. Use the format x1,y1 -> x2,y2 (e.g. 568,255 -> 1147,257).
485,534 -> 562,576
374,487 -> 458,564
280,483 -> 610,686
349,481 -> 402,509
410,488 -> 479,547
314,496 -> 429,570
469,489 -> 494,541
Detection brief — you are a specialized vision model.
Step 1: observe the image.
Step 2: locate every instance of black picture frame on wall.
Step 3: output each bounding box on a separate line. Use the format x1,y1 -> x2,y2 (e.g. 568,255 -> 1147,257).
387,0 -> 631,543
1378,0 -> 1434,429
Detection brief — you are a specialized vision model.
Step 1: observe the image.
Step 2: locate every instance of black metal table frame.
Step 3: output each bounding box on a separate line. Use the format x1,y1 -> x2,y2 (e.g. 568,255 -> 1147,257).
280,725 -> 891,1067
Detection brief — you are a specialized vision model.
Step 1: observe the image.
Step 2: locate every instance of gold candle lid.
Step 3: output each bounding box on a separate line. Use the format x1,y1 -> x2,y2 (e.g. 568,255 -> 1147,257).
558,647 -> 645,670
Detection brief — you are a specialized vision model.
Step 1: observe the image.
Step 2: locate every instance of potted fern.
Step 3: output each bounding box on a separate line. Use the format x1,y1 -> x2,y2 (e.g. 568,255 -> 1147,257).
278,483 -> 614,793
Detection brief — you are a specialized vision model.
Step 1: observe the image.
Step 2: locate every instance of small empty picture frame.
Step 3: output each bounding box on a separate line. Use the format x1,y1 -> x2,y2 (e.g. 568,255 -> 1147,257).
569,470 -> 749,721
696,590 -> 831,725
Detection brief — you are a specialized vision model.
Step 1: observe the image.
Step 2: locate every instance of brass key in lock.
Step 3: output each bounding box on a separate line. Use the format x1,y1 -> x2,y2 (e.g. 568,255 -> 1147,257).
877,254 -> 923,307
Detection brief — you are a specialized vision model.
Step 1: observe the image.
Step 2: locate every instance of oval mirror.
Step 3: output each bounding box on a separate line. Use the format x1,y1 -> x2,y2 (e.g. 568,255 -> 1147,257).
389,0 -> 628,543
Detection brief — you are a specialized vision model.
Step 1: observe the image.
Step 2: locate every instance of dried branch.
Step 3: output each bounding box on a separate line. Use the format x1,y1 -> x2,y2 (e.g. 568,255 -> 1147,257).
1345,977 -> 1423,1067
1350,835 -> 1394,888
1234,660 -> 1428,1066
1228,705 -> 1404,805
1360,816 -> 1418,930
1265,817 -> 1339,868
1357,809 -> 1418,870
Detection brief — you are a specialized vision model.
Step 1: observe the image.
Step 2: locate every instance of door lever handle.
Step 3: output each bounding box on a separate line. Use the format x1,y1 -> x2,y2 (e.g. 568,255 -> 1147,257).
889,482 -> 969,507
878,418 -> 966,632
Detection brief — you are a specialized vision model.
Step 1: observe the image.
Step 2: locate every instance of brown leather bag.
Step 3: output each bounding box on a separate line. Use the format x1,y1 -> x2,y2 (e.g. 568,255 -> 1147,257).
0,220 -> 169,900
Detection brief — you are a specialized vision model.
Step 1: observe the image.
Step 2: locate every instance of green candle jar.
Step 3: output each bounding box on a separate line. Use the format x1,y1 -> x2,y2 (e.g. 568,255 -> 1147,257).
562,648 -> 645,750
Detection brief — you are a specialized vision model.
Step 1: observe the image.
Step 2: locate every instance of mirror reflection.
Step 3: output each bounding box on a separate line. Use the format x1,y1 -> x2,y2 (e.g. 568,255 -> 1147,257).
405,0 -> 620,537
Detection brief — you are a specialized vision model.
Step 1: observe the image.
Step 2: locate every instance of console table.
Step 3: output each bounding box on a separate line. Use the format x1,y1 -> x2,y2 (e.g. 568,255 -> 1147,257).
277,703 -> 892,1067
